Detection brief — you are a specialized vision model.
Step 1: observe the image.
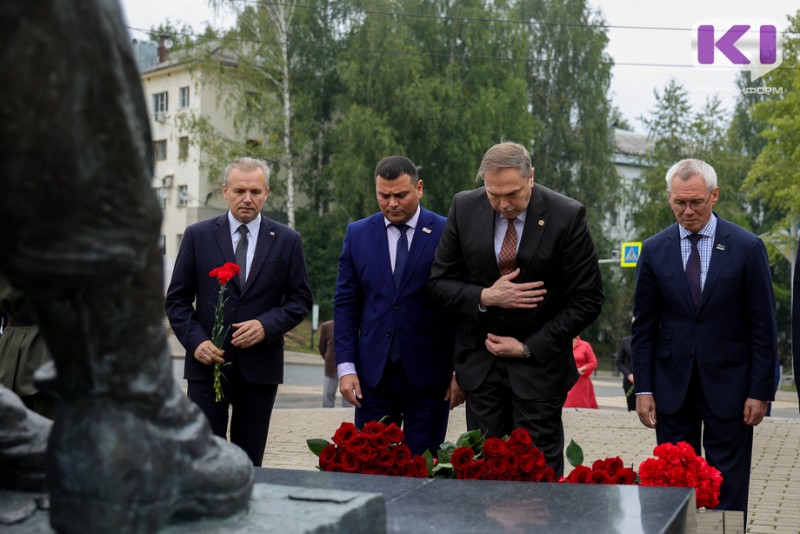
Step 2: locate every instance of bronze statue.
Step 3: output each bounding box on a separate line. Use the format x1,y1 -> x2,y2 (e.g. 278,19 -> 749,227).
0,0 -> 253,531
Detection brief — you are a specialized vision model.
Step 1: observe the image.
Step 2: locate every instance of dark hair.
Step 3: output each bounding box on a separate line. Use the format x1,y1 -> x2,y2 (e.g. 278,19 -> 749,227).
375,156 -> 419,184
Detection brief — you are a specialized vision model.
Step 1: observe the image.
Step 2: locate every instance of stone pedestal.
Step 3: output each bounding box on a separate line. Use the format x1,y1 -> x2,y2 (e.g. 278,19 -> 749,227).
0,484 -> 385,534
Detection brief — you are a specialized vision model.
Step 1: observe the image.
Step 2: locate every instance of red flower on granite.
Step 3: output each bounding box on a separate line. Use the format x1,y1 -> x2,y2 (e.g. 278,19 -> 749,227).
638,441 -> 722,509
307,420 -> 429,478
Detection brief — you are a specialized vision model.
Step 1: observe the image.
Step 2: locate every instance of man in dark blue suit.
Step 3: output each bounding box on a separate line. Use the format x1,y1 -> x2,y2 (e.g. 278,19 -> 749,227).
632,158 -> 778,517
166,157 -> 312,466
334,156 -> 463,456
793,246 -> 800,411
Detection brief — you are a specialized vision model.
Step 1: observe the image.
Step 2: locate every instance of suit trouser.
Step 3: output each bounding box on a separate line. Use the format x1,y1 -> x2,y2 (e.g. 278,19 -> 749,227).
465,359 -> 567,478
323,375 -> 350,408
188,361 -> 278,467
355,358 -> 449,456
656,361 -> 752,521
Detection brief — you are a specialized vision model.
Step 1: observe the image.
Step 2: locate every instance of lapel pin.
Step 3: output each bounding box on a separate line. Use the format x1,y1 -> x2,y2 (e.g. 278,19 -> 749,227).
270,231 -> 275,237
422,227 -> 432,234
715,244 -> 726,251
538,219 -> 545,226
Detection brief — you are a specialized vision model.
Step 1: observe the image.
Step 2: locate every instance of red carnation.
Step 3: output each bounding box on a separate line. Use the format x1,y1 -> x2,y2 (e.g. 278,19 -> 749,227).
208,262 -> 240,285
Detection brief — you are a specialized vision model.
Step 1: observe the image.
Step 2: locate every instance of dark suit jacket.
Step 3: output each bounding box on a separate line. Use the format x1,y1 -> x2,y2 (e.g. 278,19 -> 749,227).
166,213 -> 312,385
334,208 -> 454,392
615,335 -> 633,379
631,214 -> 777,419
793,246 -> 800,410
428,184 -> 604,399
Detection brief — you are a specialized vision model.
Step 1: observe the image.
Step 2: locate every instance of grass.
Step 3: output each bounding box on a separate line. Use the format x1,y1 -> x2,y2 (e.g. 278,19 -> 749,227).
285,318 -> 316,354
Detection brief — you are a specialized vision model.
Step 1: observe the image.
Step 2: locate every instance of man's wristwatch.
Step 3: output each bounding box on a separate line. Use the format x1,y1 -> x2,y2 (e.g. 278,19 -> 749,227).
521,343 -> 533,359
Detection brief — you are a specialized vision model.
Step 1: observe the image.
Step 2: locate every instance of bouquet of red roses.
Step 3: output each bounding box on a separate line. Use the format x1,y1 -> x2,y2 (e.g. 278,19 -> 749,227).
435,428 -> 555,482
638,441 -> 723,509
563,439 -> 637,485
307,421 -> 428,477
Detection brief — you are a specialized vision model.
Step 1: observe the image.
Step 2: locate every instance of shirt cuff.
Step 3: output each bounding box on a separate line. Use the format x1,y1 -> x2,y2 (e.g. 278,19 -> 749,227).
337,362 -> 356,379
635,392 -> 652,396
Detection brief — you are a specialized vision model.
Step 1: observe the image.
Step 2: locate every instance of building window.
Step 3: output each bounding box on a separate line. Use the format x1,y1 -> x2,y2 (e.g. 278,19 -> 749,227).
178,136 -> 189,161
153,91 -> 168,114
176,233 -> 183,252
159,235 -> 166,255
179,86 -> 190,108
155,187 -> 167,208
153,140 -> 167,161
177,185 -> 189,207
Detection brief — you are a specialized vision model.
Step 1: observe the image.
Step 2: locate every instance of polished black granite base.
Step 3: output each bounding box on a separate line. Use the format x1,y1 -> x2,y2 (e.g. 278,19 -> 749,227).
257,468 -> 696,533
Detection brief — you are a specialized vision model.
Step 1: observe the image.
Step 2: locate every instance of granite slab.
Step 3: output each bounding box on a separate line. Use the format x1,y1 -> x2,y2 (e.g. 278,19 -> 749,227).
257,468 -> 696,534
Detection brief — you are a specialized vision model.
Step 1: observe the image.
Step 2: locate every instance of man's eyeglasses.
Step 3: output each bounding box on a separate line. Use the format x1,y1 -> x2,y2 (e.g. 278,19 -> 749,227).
670,192 -> 713,211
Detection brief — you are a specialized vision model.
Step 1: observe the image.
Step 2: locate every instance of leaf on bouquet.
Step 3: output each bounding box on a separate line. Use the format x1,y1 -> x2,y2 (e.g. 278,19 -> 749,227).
566,439 -> 584,468
307,438 -> 330,457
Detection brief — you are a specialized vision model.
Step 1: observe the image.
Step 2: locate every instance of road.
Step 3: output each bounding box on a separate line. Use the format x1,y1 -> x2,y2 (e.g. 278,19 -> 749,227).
171,357 -> 799,418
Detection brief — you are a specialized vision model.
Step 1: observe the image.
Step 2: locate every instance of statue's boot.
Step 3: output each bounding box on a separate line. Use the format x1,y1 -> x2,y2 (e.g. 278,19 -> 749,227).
47,378 -> 254,533
0,385 -> 51,492
28,255 -> 255,534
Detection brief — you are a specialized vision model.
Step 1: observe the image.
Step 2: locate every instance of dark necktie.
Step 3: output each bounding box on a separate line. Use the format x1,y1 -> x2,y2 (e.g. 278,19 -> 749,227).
685,233 -> 701,306
235,224 -> 249,285
498,218 -> 517,275
393,224 -> 409,289
389,224 -> 409,362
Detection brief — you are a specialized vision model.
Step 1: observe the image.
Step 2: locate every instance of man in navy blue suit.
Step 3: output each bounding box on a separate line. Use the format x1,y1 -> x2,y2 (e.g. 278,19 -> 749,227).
632,158 -> 778,517
334,156 -> 463,456
166,157 -> 312,466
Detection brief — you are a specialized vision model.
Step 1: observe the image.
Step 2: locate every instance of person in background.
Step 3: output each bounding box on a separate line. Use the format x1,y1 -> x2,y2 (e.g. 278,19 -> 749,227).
428,141 -> 604,477
166,157 -> 312,466
632,158 -> 777,520
0,280 -> 55,419
334,155 -> 463,456
615,322 -> 636,412
564,336 -> 598,409
317,319 -> 345,408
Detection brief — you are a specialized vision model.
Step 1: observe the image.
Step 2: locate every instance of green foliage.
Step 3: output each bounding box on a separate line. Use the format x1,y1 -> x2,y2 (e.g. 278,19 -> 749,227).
307,438 -> 330,457
566,439 -> 584,468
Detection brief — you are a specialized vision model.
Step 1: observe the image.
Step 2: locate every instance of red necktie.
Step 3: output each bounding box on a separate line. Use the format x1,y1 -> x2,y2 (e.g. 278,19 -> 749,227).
498,219 -> 517,275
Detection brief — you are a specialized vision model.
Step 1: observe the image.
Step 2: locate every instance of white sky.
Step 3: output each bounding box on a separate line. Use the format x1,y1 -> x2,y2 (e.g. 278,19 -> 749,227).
120,0 -> 798,132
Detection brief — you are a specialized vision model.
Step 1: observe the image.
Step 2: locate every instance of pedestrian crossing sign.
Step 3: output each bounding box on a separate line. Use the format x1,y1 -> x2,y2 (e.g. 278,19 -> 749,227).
620,242 -> 641,268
